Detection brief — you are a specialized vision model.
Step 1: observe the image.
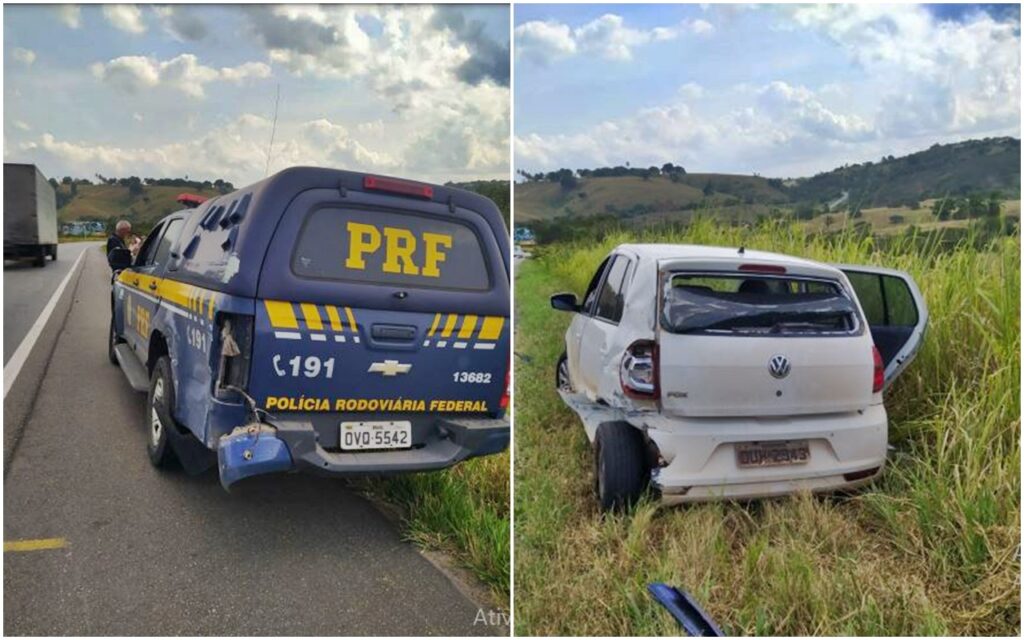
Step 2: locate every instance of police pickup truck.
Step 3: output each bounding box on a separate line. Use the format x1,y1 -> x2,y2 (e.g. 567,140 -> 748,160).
108,168 -> 510,489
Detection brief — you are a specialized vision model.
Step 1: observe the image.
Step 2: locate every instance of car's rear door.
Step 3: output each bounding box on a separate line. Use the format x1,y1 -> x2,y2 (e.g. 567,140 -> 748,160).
250,181 -> 510,426
835,264 -> 928,388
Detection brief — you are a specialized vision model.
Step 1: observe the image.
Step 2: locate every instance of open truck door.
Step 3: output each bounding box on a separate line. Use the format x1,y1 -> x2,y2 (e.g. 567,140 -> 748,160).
835,265 -> 928,390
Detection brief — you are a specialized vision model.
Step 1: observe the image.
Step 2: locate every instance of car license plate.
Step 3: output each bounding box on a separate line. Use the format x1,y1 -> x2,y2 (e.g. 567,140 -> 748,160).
339,421 -> 412,451
736,440 -> 810,467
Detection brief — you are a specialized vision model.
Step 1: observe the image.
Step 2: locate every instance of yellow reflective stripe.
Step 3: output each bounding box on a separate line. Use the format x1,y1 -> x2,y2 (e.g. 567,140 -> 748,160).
325,306 -> 343,331
458,314 -> 478,339
441,313 -> 458,337
265,300 -> 298,329
300,303 -> 323,330
428,313 -> 441,336
344,307 -> 357,332
208,292 -> 215,319
478,316 -> 504,340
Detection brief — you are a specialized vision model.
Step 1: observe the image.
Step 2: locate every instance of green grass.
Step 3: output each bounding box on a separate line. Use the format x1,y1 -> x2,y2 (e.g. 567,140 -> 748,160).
358,451 -> 510,608
514,217 -> 1019,635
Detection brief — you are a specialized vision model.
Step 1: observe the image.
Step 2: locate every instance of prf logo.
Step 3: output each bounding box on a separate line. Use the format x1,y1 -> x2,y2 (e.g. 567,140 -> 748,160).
345,222 -> 452,278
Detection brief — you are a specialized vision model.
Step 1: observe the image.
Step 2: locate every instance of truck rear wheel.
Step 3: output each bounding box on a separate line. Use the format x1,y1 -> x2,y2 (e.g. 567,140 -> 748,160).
146,357 -> 179,469
32,247 -> 45,267
49,245 -> 57,261
594,422 -> 649,512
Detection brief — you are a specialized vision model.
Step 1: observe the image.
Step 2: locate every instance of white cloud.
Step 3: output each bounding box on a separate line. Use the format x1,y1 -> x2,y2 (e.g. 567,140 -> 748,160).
516,13 -> 714,64
516,5 -> 1019,177
56,5 -> 81,29
514,21 -> 577,65
103,5 -> 146,35
13,120 -> 30,131
132,113 -> 144,123
90,54 -> 271,99
12,47 -> 36,66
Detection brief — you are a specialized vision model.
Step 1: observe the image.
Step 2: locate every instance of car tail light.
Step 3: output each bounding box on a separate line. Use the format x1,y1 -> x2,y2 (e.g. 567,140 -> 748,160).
499,364 -> 510,411
215,312 -> 254,398
872,345 -> 884,393
620,340 -> 658,399
738,263 -> 787,274
363,175 -> 434,199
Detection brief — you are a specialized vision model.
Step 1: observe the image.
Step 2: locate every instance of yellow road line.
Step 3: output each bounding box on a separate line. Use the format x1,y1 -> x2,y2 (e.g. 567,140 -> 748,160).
4,538 -> 67,552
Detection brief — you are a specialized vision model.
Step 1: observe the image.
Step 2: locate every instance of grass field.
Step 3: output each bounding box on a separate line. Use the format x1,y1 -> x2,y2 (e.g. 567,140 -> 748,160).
513,218 -> 1019,635
358,451 -> 510,607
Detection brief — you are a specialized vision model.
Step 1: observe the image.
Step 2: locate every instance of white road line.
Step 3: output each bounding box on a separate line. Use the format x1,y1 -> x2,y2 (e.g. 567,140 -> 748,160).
274,331 -> 302,340
473,343 -> 496,350
4,248 -> 88,398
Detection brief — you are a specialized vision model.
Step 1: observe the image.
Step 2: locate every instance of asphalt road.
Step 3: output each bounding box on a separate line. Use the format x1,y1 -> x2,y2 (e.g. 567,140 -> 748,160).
3,246 -> 497,635
3,242 -> 98,364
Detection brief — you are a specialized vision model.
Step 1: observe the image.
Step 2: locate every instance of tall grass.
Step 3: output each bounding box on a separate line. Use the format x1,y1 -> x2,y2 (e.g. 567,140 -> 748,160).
514,217 -> 1019,635
360,450 -> 510,606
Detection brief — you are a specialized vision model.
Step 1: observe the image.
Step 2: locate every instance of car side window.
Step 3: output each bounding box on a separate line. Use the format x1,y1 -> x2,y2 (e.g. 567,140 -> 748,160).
594,257 -> 630,323
846,271 -> 918,326
152,218 -> 185,269
134,222 -> 165,267
581,257 -> 611,314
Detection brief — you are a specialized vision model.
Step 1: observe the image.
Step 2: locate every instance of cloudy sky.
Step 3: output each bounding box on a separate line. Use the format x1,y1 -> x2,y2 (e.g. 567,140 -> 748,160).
515,3 -> 1021,178
4,4 -> 509,186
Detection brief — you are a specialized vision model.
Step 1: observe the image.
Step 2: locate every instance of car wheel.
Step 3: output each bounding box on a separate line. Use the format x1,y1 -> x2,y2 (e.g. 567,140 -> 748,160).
108,317 -> 121,365
594,422 -> 649,512
555,351 -> 573,392
146,356 -> 178,469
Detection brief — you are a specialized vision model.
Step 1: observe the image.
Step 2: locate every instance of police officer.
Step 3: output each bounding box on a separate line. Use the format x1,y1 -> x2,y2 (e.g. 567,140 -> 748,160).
107,219 -> 132,269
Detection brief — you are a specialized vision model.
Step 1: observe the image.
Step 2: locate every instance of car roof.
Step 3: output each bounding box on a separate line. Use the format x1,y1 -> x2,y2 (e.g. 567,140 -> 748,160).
616,242 -> 839,274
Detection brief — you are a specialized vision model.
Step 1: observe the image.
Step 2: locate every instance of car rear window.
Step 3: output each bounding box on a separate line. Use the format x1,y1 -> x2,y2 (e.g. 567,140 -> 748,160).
662,273 -> 858,335
291,207 -> 490,291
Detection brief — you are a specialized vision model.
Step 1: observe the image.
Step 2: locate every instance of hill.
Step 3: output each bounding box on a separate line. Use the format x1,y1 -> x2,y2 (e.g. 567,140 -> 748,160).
58,178 -> 510,235
515,137 -> 1021,223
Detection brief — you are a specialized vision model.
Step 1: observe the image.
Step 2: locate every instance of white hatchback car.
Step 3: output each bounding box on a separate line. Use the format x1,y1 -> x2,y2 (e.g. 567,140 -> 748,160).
551,243 -> 927,510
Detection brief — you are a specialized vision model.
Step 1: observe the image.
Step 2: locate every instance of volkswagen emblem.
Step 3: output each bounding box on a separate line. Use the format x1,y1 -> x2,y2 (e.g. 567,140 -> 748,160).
768,355 -> 791,379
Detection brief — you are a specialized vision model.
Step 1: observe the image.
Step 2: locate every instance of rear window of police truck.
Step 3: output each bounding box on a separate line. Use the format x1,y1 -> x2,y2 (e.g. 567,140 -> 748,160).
291,207 -> 491,291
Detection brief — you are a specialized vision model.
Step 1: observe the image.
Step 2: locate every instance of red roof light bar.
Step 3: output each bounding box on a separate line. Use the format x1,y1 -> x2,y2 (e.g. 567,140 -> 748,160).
738,263 -> 787,274
363,176 -> 433,199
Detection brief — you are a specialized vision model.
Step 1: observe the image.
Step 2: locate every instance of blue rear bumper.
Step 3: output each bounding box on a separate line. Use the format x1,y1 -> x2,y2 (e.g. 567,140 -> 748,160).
217,417 -> 509,490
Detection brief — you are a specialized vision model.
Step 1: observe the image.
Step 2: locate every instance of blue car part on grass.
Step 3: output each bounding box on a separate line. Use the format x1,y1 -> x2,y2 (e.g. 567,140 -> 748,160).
109,167 -> 511,490
647,583 -> 724,637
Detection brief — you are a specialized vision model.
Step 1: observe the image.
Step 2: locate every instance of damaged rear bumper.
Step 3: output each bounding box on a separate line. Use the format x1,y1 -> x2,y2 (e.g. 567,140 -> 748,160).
217,416 -> 508,489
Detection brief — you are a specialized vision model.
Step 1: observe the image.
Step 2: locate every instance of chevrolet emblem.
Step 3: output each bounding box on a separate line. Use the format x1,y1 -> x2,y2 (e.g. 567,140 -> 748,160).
368,360 -> 412,376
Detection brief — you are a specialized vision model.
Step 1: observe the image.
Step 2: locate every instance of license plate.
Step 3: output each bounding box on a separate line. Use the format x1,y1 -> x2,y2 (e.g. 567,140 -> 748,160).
339,421 -> 412,451
736,440 -> 810,467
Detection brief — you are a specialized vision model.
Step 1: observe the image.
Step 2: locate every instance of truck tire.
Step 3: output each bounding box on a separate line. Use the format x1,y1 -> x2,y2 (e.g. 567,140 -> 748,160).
594,422 -> 649,512
146,356 -> 179,469
49,245 -> 57,261
32,247 -> 45,267
556,351 -> 573,392
108,317 -> 122,365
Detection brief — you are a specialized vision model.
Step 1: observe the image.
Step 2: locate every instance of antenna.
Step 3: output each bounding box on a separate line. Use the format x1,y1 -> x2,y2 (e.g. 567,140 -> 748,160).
264,83 -> 280,178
